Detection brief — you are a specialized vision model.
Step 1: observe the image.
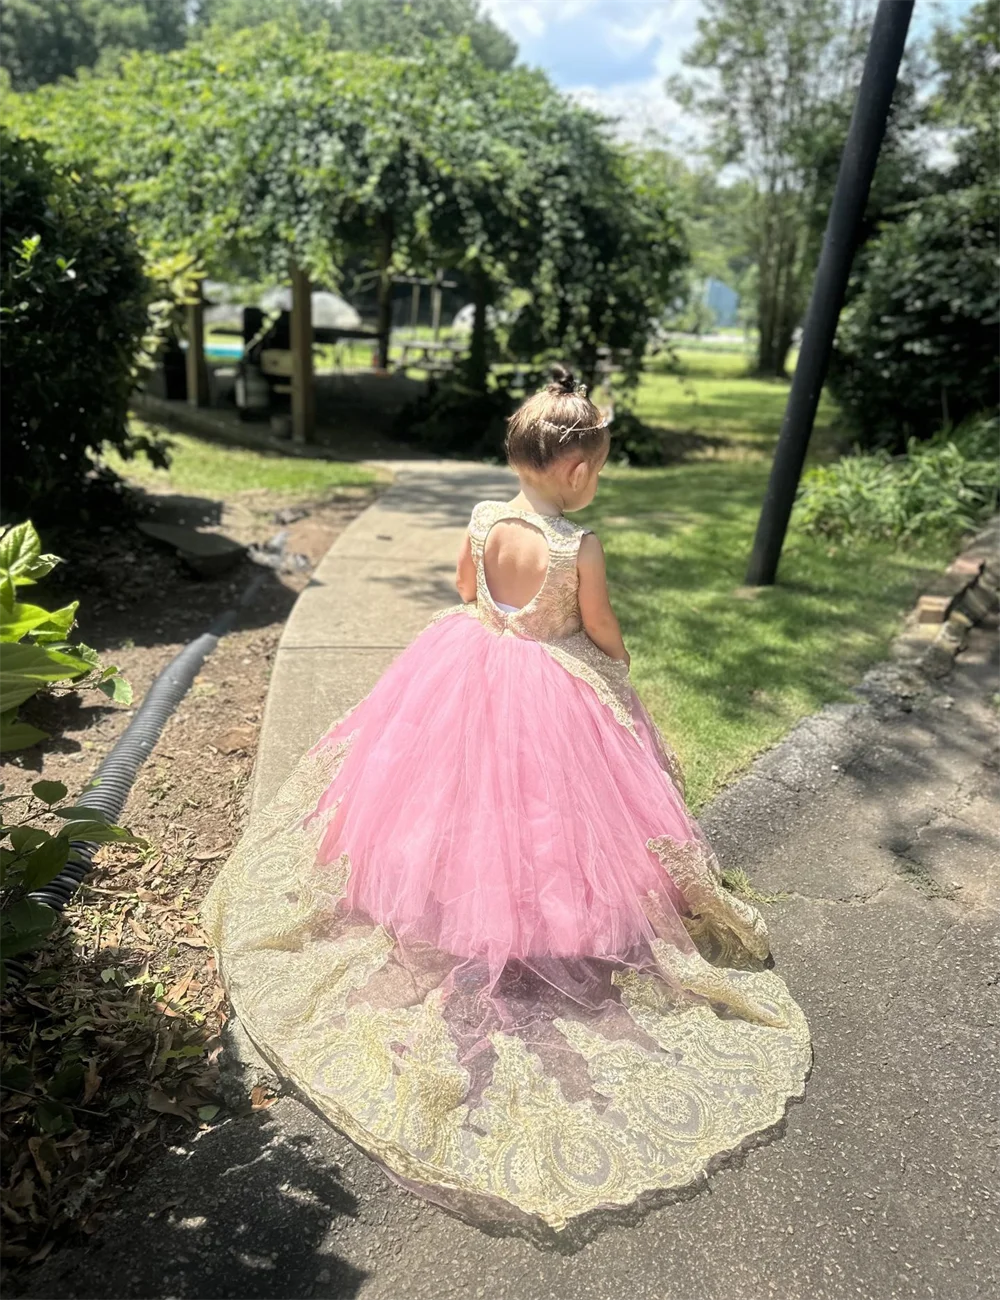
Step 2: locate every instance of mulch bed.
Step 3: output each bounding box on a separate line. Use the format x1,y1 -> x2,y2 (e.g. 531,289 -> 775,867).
0,483 -> 378,1282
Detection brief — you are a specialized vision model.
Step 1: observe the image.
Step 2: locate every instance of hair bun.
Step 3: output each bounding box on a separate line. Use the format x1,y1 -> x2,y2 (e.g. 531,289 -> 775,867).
547,363 -> 577,397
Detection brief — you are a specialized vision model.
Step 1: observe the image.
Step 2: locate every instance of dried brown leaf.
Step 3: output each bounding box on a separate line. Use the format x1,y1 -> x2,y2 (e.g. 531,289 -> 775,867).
250,1086 -> 275,1111
145,1089 -> 192,1120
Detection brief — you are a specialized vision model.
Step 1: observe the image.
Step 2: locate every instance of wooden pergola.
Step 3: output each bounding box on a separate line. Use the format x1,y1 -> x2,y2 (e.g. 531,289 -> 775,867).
184,267 -> 458,443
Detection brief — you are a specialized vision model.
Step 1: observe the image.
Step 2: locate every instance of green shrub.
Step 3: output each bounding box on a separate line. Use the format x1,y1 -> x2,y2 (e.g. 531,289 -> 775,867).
395,373 -> 522,460
1,780 -> 142,991
0,128 -> 157,520
0,521 -> 132,754
608,406 -> 674,468
795,414 -> 999,543
828,185 -> 999,451
0,519 -> 138,985
396,373 -> 673,467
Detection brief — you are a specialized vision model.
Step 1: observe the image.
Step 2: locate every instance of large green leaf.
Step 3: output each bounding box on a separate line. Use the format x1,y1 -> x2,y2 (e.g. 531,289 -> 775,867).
0,600 -> 78,644
60,820 -> 143,846
21,836 -> 71,891
97,672 -> 133,705
0,897 -> 58,959
0,642 -> 94,712
0,522 -> 61,588
52,805 -> 111,823
0,715 -> 49,753
9,826 -> 51,855
31,780 -> 68,805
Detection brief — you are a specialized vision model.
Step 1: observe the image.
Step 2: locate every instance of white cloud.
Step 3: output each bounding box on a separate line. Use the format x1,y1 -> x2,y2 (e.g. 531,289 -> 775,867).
570,77 -> 706,155
483,0 -> 600,43
485,0 -> 708,156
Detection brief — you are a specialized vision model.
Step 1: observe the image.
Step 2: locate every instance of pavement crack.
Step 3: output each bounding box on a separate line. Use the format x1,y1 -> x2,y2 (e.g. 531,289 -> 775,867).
785,881 -> 891,906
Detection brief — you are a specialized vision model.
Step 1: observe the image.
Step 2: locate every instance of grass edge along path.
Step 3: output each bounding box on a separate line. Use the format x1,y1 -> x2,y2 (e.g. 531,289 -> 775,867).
108,425 -> 378,496
585,465 -> 948,812
120,352 -> 946,812
583,348 -> 949,810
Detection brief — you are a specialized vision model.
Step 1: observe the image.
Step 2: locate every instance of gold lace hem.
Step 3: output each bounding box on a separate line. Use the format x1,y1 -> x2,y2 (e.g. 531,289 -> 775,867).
202,741 -> 811,1230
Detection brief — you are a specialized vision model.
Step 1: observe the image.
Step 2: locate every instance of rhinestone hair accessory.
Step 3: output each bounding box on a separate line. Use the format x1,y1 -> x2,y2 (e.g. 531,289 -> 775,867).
538,404 -> 614,441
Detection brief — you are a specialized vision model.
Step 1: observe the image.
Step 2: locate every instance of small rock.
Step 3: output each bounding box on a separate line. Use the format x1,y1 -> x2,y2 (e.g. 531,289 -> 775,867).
217,726 -> 256,754
274,506 -> 308,526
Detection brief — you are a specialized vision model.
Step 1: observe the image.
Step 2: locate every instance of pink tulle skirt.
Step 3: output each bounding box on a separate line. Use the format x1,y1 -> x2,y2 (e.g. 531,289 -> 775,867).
311,612 -> 694,982
203,608 -> 811,1230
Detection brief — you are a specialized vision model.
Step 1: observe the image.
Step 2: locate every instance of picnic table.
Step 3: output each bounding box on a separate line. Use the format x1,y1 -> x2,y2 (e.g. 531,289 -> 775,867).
396,338 -> 469,375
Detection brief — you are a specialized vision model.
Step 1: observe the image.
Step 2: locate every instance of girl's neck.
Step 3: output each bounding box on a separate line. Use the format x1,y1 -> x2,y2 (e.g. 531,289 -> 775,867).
511,481 -> 564,517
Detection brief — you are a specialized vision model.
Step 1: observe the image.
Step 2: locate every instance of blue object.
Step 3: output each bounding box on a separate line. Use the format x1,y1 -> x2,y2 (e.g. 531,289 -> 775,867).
180,338 -> 245,361
703,278 -> 740,328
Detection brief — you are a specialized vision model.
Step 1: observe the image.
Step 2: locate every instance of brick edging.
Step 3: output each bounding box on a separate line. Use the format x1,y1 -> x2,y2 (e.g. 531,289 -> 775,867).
894,516 -> 999,678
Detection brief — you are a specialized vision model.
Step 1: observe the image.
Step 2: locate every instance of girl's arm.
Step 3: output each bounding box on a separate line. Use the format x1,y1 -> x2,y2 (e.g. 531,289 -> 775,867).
578,533 -> 629,665
455,531 -> 477,602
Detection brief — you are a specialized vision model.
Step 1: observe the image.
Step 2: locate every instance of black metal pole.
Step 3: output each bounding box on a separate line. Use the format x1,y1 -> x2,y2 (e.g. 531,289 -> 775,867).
745,0 -> 914,586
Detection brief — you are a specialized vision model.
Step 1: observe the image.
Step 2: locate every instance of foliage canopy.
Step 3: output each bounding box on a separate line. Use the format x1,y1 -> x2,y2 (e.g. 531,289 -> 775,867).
0,0 -> 516,90
3,24 -> 686,390
0,127 -> 157,517
827,1 -> 999,449
671,0 -> 925,376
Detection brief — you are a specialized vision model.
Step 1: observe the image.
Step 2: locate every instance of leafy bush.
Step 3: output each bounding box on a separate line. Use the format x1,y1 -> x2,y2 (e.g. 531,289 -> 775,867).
395,373 -> 520,460
607,406 -> 674,468
396,372 -> 678,468
0,128 -> 158,520
1,781 -> 142,991
0,521 -> 132,754
0,520 -> 138,986
795,415 -> 1000,543
828,184 -> 999,451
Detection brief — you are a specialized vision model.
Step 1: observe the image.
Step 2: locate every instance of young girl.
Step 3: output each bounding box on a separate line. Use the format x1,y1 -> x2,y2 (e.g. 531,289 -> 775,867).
203,366 -> 810,1231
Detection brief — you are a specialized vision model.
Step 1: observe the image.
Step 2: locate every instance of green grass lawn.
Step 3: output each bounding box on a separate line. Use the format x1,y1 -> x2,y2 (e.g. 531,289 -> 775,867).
116,353 -> 949,810
581,350 -> 950,810
106,425 -> 378,496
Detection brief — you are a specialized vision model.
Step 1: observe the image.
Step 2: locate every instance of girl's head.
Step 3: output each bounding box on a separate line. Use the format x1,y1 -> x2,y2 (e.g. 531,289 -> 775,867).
504,364 -> 611,510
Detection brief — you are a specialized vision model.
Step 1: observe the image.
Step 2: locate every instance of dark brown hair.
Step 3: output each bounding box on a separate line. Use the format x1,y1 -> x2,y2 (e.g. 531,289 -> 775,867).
504,364 -> 610,471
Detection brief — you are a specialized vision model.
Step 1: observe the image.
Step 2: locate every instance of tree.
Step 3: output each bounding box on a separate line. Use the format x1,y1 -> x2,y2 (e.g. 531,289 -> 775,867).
196,0 -> 517,69
3,24 -> 683,397
0,0 -> 187,90
928,0 -> 997,188
193,0 -> 340,35
826,2 -> 999,449
827,187 -> 997,448
0,128 -> 155,518
634,148 -> 754,330
339,0 -> 515,69
671,0 -> 908,377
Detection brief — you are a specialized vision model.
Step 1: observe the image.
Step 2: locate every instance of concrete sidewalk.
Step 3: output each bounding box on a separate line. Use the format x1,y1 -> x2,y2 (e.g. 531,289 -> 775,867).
26,474 -> 999,1300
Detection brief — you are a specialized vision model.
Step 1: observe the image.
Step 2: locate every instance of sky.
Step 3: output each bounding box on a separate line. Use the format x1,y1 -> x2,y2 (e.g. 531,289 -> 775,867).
482,0 -> 976,155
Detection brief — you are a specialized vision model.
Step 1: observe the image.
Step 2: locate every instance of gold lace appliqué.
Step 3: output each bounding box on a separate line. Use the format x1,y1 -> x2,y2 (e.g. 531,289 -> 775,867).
204,736 -> 811,1232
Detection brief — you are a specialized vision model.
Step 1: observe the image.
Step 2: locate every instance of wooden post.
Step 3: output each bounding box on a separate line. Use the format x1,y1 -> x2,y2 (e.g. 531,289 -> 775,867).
185,280 -> 210,408
289,263 -> 315,444
468,269 -> 489,392
410,282 -> 420,329
375,216 -> 394,370
431,269 -> 443,340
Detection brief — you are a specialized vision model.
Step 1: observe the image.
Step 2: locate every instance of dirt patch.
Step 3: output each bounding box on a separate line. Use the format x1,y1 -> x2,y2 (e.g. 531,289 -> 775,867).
0,482 -> 379,1279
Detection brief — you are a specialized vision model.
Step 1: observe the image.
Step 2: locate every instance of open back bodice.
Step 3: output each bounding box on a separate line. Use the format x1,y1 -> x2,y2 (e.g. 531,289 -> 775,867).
468,501 -> 591,643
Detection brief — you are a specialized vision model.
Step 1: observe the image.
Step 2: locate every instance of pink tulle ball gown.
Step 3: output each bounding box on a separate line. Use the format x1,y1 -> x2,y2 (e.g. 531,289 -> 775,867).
202,501 -> 811,1230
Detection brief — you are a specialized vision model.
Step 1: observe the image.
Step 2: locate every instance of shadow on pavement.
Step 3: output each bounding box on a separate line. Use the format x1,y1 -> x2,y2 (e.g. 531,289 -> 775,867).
22,1111 -> 368,1300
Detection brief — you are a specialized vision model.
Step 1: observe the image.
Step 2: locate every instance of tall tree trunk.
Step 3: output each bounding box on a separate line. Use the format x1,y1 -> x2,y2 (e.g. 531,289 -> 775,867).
770,214 -> 799,378
756,193 -> 803,378
468,270 -> 490,393
375,214 -> 394,370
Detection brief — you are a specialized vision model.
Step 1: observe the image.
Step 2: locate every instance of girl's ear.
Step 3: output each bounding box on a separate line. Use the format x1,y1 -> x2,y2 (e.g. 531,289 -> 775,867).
567,457 -> 590,490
